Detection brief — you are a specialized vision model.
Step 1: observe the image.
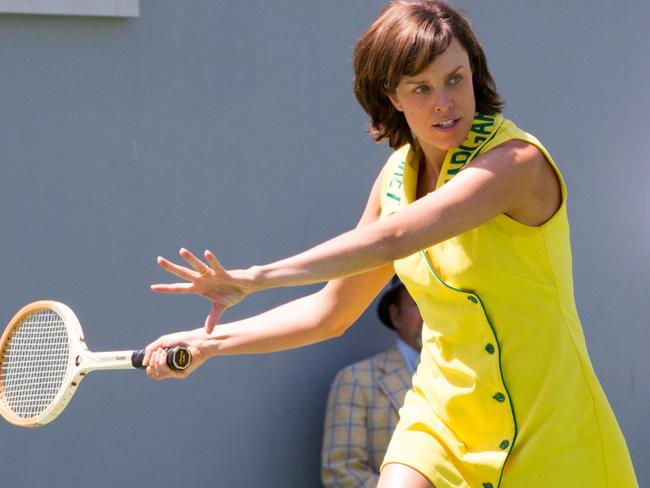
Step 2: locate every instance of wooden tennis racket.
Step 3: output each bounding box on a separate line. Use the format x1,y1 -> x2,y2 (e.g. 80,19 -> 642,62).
0,300 -> 191,427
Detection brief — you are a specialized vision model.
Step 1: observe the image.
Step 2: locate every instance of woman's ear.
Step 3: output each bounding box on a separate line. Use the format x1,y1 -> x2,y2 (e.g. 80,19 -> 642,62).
387,92 -> 404,112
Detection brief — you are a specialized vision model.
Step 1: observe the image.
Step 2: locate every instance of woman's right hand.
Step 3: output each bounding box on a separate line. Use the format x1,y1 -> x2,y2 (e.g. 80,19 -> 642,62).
151,248 -> 258,333
143,328 -> 209,381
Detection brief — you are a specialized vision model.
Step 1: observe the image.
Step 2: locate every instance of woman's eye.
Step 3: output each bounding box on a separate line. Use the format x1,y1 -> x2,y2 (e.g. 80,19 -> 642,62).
414,85 -> 429,94
447,75 -> 462,86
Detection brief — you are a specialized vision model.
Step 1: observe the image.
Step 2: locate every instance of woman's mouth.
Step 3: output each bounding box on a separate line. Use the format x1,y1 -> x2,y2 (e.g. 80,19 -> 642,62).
433,118 -> 460,130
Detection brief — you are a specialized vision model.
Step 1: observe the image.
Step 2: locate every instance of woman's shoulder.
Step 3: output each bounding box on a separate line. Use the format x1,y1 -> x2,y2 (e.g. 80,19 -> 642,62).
485,117 -> 545,154
481,116 -> 561,181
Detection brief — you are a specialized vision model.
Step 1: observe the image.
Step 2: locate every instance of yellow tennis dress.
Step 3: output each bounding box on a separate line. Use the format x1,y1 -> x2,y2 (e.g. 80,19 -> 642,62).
379,113 -> 638,487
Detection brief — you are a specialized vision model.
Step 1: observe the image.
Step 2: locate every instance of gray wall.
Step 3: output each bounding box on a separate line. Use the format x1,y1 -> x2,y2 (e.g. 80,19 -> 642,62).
0,1 -> 647,486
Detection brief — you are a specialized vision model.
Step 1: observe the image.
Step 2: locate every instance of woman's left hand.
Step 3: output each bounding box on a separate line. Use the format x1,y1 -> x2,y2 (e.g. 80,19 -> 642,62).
151,248 -> 255,332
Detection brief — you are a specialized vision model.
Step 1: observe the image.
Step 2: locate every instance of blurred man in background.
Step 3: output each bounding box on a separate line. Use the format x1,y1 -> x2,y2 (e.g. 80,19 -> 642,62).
321,277 -> 422,487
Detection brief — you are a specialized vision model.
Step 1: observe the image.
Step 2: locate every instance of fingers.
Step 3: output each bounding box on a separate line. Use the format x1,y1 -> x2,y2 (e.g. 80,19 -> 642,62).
151,248 -> 216,294
154,248 -> 218,282
156,255 -> 197,281
143,338 -> 166,369
150,282 -> 194,294
145,348 -> 167,379
203,250 -> 223,272
180,248 -> 210,274
151,247 -> 242,334
145,347 -> 184,380
204,302 -> 225,334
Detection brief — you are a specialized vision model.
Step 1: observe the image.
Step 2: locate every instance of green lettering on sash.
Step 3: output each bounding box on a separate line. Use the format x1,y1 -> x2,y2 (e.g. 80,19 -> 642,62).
450,151 -> 470,166
392,161 -> 405,177
458,144 -> 476,152
471,121 -> 493,135
470,135 -> 487,145
442,113 -> 500,185
475,112 -> 491,121
385,159 -> 407,202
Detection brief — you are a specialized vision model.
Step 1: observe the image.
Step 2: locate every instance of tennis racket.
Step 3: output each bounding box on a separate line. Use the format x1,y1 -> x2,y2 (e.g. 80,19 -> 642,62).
0,300 -> 191,427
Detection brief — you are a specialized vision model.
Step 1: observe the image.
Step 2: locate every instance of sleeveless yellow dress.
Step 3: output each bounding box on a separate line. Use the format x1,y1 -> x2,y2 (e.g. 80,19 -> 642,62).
379,113 -> 638,487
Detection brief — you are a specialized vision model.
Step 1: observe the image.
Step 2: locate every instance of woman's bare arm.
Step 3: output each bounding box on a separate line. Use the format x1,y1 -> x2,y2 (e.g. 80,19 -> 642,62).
144,169 -> 395,376
251,141 -> 556,287
151,141 -> 558,334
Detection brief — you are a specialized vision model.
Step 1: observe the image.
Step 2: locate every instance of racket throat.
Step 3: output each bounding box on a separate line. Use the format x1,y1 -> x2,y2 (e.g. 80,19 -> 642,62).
77,350 -> 135,372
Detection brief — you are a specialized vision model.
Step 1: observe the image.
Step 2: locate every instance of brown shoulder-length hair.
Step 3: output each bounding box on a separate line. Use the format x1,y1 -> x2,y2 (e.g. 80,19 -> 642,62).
353,0 -> 503,149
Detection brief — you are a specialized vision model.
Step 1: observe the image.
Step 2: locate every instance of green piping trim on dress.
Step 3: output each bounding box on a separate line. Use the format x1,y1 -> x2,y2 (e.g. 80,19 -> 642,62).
420,250 -> 518,488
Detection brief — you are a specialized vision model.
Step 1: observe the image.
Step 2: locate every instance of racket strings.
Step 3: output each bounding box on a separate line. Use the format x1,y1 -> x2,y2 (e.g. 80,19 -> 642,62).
0,310 -> 70,419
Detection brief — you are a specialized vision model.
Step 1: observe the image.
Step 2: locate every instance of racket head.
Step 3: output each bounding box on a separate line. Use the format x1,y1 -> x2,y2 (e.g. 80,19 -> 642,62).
0,301 -> 85,427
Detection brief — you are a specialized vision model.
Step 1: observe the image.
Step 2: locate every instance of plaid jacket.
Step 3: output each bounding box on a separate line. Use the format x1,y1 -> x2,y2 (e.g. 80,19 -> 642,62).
321,347 -> 412,488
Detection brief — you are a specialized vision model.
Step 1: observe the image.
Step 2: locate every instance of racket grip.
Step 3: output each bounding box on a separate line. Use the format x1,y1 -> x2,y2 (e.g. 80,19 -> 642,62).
131,347 -> 192,371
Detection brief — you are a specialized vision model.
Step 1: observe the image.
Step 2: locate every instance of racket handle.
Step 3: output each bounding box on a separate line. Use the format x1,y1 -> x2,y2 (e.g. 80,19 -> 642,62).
131,346 -> 192,371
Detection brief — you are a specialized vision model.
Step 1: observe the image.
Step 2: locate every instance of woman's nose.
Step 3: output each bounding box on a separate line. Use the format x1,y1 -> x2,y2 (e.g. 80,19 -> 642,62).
433,90 -> 453,112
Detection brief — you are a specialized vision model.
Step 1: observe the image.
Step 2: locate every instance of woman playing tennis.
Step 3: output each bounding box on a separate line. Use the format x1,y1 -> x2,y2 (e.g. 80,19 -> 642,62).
143,1 -> 638,486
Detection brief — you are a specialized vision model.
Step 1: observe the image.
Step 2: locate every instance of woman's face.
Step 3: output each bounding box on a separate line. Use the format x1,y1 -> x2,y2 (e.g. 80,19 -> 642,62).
389,38 -> 476,163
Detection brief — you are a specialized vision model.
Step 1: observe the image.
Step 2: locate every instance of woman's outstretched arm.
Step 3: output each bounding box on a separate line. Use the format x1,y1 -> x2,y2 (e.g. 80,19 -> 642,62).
144,168 -> 394,378
144,263 -> 394,379
152,141 -> 551,330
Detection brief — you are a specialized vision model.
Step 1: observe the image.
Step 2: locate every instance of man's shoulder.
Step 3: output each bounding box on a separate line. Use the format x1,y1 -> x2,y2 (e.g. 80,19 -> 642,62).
332,347 -> 404,384
347,347 -> 400,369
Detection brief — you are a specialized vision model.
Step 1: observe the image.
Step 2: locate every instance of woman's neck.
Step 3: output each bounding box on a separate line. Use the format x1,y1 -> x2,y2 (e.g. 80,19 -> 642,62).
414,142 -> 446,199
418,138 -> 447,171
